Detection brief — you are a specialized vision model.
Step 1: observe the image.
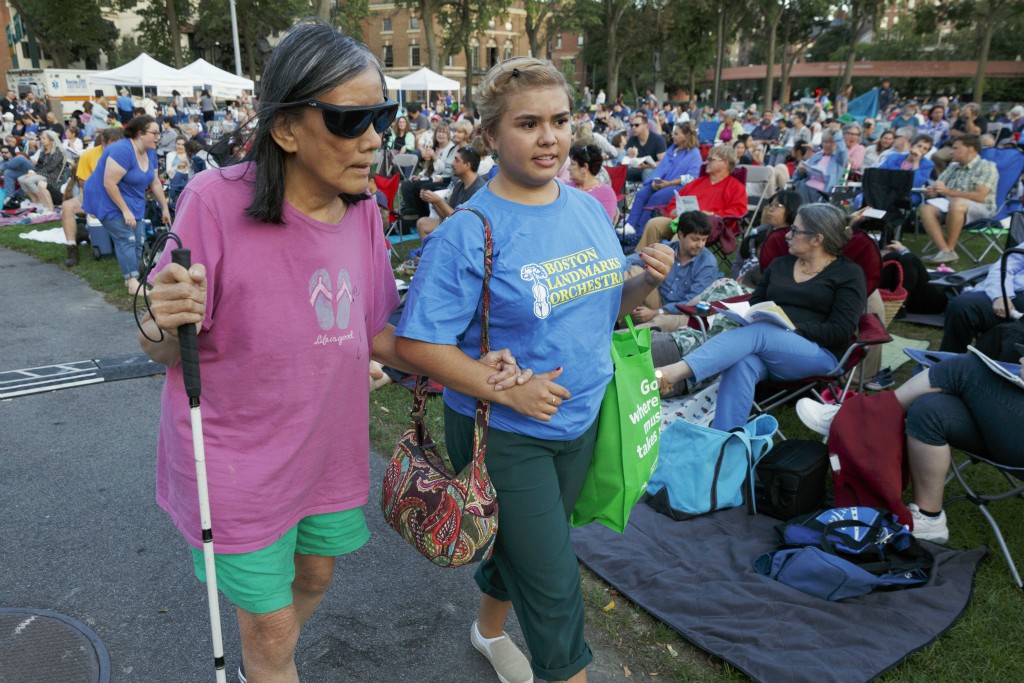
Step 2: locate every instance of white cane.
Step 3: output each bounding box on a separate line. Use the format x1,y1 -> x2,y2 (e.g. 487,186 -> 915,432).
172,247 -> 227,683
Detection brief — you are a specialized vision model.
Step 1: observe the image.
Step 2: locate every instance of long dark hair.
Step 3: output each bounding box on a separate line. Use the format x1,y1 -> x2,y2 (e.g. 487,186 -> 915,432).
243,21 -> 385,224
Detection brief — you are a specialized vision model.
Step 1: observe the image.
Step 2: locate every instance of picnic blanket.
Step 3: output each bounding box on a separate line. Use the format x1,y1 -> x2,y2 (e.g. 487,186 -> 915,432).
573,504 -> 986,683
8,214 -> 60,230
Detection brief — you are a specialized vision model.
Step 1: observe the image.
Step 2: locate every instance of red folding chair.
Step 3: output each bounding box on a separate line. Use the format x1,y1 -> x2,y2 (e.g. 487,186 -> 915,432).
374,173 -> 403,263
606,164 -> 629,236
751,313 -> 892,437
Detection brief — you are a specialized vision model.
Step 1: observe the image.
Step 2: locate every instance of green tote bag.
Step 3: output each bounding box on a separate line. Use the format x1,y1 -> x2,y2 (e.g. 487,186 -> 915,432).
572,317 -> 661,533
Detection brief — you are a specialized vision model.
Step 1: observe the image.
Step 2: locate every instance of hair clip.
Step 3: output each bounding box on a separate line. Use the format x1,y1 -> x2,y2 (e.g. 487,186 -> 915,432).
511,68 -> 521,78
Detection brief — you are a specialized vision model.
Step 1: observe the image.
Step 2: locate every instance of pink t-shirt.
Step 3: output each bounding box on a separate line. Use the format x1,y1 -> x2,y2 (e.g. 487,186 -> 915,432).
806,154 -> 832,192
155,164 -> 400,553
568,182 -> 618,222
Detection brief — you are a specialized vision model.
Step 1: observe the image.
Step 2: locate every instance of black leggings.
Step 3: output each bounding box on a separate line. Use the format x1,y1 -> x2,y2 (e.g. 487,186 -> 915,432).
881,251 -> 948,314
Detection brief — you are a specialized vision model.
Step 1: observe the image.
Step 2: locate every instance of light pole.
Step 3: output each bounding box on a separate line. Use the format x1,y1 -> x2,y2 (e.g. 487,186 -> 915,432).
229,0 -> 242,77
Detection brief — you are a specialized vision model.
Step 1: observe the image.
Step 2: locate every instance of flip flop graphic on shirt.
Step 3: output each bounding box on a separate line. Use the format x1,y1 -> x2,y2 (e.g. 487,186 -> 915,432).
336,269 -> 354,329
309,269 -> 334,330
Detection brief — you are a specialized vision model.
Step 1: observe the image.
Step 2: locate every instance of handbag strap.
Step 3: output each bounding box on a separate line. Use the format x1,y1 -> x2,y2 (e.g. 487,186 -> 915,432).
411,207 -> 493,479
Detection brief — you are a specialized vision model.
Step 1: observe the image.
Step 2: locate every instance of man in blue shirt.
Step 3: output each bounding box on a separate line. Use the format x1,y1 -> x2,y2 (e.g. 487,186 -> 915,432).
0,145 -> 33,199
627,211 -> 717,321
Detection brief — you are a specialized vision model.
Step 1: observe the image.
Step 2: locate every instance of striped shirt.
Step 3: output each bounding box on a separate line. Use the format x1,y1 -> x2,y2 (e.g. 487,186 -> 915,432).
937,154 -> 999,213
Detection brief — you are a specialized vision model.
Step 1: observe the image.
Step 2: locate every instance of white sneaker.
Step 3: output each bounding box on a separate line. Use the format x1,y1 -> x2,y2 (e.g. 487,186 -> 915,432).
909,503 -> 949,544
924,249 -> 959,264
470,620 -> 533,683
622,223 -> 636,236
795,398 -> 841,437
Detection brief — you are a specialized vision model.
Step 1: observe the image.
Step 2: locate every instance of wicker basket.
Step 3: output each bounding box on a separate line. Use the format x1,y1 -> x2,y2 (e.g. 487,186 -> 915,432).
879,260 -> 908,327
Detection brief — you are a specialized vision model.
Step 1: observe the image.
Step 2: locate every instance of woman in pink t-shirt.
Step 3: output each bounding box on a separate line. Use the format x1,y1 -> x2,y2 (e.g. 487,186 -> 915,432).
566,143 -> 618,222
136,23 -> 519,681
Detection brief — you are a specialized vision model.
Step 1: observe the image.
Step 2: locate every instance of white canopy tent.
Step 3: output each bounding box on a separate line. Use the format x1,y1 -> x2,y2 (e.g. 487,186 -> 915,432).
384,74 -> 402,92
181,58 -> 255,97
396,67 -> 461,104
92,53 -> 194,91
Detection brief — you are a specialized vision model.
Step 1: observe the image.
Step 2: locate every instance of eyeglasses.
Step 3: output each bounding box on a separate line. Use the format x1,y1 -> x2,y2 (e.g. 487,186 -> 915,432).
788,227 -> 816,237
304,99 -> 399,138
144,129 -> 160,136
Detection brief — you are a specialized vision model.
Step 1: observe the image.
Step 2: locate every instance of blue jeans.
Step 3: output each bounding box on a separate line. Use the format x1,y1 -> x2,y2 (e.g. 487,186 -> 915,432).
627,183 -> 678,228
102,215 -> 145,279
683,323 -> 838,430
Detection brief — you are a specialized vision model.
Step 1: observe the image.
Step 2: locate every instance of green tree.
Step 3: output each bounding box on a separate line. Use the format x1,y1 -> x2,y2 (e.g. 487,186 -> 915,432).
436,0 -> 510,105
779,0 -> 830,104
334,0 -> 370,40
523,0 -> 567,60
939,0 -> 1024,101
9,0 -> 118,68
117,0 -> 192,67
836,0 -> 886,89
755,0 -> 784,110
395,0 -> 446,72
194,0 -> 312,81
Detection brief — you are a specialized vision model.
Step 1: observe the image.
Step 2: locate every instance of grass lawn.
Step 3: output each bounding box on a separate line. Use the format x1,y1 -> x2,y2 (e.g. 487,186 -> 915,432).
5,222 -> 1021,681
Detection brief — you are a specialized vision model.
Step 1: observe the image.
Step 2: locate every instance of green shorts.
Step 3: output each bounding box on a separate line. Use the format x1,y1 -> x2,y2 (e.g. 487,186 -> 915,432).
191,507 -> 369,615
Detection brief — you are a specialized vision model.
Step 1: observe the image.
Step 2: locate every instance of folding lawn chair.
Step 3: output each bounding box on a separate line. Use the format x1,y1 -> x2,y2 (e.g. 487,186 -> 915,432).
392,153 -> 420,182
607,164 -> 629,238
953,147 -> 1024,263
903,332 -> 1024,589
861,167 -> 915,244
374,173 -> 404,263
752,312 -> 893,438
738,164 -> 773,235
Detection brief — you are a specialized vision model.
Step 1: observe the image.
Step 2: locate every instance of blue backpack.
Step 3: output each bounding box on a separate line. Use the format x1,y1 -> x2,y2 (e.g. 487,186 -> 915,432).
754,507 -> 934,601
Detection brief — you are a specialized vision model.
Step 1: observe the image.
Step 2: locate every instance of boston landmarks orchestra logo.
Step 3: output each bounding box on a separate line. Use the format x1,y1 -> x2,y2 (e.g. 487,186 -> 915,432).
309,269 -> 356,345
520,247 -> 623,319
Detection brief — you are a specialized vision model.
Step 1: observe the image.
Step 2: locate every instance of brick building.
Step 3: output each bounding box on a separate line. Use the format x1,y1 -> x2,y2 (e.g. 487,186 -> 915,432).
361,2 -> 586,98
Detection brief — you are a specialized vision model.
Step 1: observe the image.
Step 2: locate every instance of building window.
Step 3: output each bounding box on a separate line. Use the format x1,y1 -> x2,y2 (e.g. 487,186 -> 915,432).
382,17 -> 392,32
446,52 -> 455,67
409,16 -> 419,31
470,39 -> 480,70
410,43 -> 421,67
577,35 -> 584,47
382,45 -> 394,68
505,21 -> 512,32
503,40 -> 513,61
487,47 -> 498,68
488,19 -> 496,30
555,35 -> 562,49
22,43 -> 31,58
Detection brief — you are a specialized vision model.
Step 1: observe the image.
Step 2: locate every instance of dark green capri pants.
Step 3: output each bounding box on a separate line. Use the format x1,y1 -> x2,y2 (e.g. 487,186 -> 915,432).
445,404 -> 599,681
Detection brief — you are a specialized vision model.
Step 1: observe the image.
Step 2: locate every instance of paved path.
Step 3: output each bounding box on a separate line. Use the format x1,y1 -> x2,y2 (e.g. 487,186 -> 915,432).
0,247 -> 630,682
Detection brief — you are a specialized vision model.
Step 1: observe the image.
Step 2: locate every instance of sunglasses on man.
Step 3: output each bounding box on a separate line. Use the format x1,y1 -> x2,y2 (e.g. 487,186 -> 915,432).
303,99 -> 399,138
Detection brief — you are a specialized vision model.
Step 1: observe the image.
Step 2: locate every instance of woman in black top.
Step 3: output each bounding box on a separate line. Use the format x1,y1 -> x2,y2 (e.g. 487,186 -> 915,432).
657,203 -> 865,429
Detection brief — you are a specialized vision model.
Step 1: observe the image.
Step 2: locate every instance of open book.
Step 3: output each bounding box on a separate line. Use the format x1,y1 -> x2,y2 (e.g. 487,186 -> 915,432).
717,300 -> 796,331
967,345 -> 1024,390
621,155 -> 656,167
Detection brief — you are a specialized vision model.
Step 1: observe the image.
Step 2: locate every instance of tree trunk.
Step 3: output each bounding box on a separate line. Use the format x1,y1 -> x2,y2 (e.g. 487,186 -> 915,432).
242,15 -> 257,84
688,65 -> 697,105
605,0 -> 629,100
780,41 -> 793,106
974,15 -> 995,103
464,42 -> 473,110
315,0 -> 333,22
165,0 -> 183,68
422,1 -> 441,72
713,5 -> 726,109
763,5 -> 781,111
841,14 -> 860,90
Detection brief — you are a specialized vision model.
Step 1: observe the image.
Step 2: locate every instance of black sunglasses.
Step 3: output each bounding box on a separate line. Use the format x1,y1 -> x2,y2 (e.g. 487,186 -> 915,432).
304,99 -> 399,138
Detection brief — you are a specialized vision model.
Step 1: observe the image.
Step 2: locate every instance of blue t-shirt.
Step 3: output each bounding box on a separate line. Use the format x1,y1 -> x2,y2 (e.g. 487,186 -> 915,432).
117,95 -> 134,113
82,139 -> 157,221
396,184 -> 625,440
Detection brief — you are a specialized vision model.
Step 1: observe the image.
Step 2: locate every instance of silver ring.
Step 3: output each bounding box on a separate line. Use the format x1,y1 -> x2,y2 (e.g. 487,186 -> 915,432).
550,398 -> 556,405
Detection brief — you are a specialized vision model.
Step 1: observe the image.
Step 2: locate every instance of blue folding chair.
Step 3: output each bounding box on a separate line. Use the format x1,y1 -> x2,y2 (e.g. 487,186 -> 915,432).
957,147 -> 1024,263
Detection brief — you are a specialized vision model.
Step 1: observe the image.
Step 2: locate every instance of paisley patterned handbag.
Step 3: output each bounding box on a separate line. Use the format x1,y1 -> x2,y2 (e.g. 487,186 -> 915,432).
379,208 -> 498,568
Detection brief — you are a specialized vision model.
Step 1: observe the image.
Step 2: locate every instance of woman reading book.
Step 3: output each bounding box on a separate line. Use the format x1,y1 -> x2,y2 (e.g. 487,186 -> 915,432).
655,203 -> 865,430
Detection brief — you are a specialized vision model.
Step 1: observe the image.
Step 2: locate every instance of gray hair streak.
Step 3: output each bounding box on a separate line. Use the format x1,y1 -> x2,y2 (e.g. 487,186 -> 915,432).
243,21 -> 384,225
797,203 -> 849,256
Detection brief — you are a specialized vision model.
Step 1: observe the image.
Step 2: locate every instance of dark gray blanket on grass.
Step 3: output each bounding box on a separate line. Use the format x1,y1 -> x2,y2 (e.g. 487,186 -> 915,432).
572,504 -> 987,683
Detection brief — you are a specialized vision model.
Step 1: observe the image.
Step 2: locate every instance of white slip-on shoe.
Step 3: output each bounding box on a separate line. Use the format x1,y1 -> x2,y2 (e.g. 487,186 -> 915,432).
470,620 -> 533,683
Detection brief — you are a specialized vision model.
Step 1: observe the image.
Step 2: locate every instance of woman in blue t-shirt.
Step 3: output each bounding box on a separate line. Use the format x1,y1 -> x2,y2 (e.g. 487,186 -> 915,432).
395,58 -> 674,683
82,115 -> 171,295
